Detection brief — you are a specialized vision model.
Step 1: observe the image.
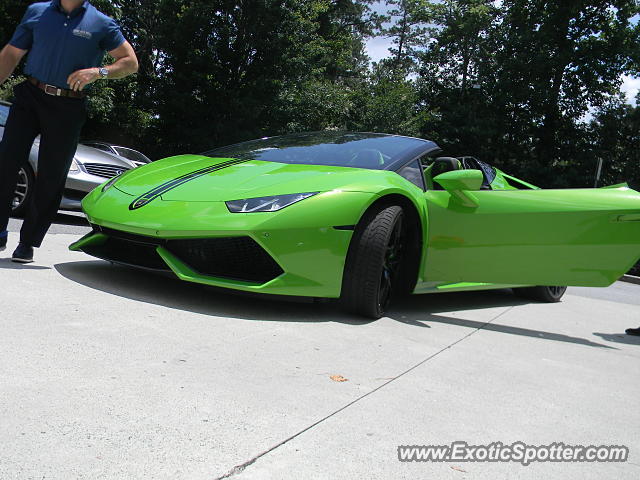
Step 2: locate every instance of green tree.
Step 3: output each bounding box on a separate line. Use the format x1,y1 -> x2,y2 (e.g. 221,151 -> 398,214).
496,0 -> 639,180
412,0 -> 639,186
107,0 -> 378,157
414,0 -> 499,161
380,0 -> 428,76
589,96 -> 640,188
0,0 -> 32,46
0,1 -> 34,101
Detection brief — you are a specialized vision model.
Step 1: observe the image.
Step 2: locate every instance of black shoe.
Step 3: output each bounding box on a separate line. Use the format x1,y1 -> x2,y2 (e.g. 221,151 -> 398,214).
0,232 -> 6,252
11,243 -> 34,264
626,327 -> 640,336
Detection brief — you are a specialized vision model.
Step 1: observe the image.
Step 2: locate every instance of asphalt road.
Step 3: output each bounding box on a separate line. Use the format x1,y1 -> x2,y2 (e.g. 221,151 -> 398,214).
0,216 -> 639,480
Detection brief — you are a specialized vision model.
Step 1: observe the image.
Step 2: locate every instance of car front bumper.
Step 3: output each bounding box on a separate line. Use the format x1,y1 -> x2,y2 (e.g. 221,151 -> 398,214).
70,187 -> 376,298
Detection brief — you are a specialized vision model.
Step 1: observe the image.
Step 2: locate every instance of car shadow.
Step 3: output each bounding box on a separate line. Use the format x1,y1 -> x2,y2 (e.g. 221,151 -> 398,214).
592,332 -> 640,346
391,294 -> 616,349
54,260 -> 614,349
0,258 -> 50,270
55,260 -> 365,325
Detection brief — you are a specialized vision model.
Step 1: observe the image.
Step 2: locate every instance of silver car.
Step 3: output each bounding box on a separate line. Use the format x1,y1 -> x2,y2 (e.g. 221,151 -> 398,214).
81,140 -> 151,167
0,100 -> 144,215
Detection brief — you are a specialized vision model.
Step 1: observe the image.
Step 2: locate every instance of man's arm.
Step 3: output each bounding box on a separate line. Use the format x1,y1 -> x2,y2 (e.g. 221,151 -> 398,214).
67,41 -> 139,91
0,44 -> 28,85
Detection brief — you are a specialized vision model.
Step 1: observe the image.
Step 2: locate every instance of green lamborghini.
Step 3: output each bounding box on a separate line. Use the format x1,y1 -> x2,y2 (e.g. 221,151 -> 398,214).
70,132 -> 640,318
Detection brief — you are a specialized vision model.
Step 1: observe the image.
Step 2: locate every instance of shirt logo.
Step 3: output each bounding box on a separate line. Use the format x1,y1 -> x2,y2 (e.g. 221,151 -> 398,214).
72,29 -> 92,40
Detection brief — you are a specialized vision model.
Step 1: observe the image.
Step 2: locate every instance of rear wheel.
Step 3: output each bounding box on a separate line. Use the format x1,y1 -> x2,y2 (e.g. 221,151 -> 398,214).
12,166 -> 34,217
513,285 -> 567,303
341,204 -> 406,319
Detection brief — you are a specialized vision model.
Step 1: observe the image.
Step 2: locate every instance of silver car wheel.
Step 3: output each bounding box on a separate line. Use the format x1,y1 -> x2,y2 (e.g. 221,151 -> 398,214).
547,286 -> 567,298
13,167 -> 29,210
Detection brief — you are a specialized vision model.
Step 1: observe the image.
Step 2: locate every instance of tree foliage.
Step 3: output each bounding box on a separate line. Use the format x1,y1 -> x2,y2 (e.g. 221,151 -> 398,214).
0,0 -> 637,188
413,0 -> 639,186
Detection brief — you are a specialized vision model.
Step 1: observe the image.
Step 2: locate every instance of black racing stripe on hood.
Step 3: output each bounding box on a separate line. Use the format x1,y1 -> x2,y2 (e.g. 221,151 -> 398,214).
129,158 -> 249,210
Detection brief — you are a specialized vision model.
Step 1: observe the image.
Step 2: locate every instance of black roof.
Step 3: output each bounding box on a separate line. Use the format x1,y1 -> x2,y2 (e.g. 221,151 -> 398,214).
204,131 -> 440,171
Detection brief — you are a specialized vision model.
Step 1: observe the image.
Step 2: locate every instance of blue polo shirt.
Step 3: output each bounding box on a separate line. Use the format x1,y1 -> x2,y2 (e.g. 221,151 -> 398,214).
9,0 -> 125,89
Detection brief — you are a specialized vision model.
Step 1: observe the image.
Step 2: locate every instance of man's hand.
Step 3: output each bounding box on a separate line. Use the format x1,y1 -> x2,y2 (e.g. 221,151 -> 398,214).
67,68 -> 99,91
65,41 -> 138,91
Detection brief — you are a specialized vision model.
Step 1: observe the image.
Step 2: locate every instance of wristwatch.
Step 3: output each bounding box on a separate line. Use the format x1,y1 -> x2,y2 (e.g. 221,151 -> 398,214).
98,67 -> 109,79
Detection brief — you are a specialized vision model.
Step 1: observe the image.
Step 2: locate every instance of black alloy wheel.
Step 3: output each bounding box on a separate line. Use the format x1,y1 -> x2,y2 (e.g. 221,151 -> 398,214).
513,285 -> 568,303
341,204 -> 406,319
379,213 -> 404,311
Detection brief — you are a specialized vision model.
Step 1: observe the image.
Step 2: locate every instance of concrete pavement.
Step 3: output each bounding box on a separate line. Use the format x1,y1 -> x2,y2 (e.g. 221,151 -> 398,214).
0,230 -> 638,480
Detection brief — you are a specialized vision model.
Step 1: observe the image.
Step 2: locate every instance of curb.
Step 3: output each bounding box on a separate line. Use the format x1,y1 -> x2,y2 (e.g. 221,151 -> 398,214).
621,275 -> 640,285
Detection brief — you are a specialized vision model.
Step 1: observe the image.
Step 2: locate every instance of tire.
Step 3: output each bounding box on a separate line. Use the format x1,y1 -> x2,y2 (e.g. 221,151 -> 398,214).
341,204 -> 406,319
513,285 -> 567,303
11,165 -> 34,217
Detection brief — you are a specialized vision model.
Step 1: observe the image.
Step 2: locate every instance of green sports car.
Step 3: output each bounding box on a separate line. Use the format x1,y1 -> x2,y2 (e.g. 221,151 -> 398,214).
70,131 -> 640,318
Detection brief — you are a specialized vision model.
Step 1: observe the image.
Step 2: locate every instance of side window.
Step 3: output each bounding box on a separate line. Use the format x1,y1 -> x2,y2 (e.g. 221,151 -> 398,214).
397,159 -> 425,190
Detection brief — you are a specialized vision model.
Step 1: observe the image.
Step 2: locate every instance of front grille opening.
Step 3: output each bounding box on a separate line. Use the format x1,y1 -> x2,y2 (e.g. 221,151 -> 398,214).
166,237 -> 284,283
83,236 -> 169,271
86,226 -> 284,284
84,163 -> 130,179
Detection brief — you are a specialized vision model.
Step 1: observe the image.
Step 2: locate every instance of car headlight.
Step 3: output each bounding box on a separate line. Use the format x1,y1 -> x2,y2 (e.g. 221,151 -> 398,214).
68,159 -> 81,173
225,192 -> 319,213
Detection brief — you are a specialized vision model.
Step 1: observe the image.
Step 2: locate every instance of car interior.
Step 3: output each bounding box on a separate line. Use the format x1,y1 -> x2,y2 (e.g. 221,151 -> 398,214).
422,155 -> 494,190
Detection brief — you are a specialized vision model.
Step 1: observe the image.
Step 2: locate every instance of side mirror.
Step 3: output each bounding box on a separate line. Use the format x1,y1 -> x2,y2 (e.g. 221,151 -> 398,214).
433,170 -> 483,207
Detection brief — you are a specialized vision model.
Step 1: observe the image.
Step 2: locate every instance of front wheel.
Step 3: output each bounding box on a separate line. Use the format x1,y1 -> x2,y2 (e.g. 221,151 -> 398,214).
12,166 -> 34,217
341,204 -> 406,319
513,285 -> 567,303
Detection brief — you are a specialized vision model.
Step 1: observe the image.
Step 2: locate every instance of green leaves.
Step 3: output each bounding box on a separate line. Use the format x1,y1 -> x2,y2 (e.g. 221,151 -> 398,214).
82,0 -> 378,156
412,0 -> 640,187
0,0 -> 636,189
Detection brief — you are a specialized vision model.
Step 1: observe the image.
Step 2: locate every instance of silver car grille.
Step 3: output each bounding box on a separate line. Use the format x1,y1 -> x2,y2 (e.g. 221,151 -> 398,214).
84,163 -> 130,179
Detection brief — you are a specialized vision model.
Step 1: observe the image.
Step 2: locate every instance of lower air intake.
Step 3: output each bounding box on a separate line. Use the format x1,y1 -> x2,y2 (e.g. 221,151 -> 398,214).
166,237 -> 284,283
82,235 -> 170,271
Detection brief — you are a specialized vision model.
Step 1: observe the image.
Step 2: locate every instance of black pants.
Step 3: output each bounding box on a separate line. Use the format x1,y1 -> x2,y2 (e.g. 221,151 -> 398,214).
0,81 -> 87,248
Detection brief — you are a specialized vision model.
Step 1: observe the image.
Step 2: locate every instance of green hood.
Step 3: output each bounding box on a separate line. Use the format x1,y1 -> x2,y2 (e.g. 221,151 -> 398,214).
114,154 -> 389,201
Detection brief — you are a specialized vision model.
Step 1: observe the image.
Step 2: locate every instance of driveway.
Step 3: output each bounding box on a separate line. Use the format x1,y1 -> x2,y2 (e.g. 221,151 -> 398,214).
1,216 -> 639,479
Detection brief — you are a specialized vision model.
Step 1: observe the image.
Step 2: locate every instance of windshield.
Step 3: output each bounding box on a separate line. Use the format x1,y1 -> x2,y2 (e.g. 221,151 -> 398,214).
83,143 -> 114,154
114,146 -> 151,164
203,132 -> 428,170
0,104 -> 9,126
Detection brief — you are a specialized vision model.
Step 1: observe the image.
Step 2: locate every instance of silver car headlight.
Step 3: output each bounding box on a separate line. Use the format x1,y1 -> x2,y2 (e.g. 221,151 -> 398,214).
68,159 -> 81,173
225,192 -> 319,213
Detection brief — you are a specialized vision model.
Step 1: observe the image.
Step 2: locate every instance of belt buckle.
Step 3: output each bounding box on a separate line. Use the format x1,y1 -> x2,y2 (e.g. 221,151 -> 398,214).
44,84 -> 62,96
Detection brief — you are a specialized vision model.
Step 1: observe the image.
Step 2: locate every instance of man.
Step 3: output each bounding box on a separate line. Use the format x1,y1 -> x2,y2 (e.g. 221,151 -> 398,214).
0,0 -> 138,263
626,327 -> 640,336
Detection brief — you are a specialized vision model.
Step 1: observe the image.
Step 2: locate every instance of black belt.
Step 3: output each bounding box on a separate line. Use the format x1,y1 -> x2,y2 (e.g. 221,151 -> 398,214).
28,77 -> 86,99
